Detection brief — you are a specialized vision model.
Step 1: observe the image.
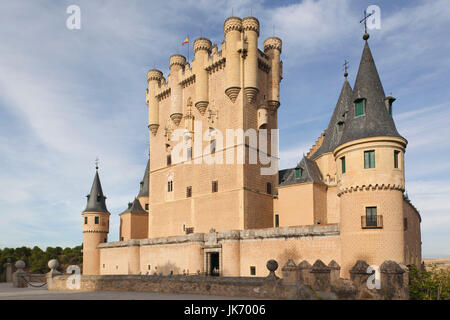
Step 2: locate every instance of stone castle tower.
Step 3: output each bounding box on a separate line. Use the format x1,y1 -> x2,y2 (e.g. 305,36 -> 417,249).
145,16 -> 282,237
80,17 -> 421,278
81,167 -> 110,275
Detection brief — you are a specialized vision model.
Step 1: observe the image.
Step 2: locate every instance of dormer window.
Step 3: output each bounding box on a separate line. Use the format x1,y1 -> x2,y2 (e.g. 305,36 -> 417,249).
355,98 -> 366,117
337,121 -> 345,132
295,167 -> 303,179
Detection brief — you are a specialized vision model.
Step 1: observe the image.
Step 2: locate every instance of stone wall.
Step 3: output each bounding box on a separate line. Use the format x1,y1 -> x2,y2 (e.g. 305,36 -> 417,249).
48,259 -> 409,300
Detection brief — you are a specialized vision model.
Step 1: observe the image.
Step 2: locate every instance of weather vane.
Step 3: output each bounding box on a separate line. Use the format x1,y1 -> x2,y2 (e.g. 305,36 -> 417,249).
360,10 -> 373,40
343,60 -> 349,78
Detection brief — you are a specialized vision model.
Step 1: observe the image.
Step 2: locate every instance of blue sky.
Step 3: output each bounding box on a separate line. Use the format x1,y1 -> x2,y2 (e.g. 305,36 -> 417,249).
0,0 -> 448,257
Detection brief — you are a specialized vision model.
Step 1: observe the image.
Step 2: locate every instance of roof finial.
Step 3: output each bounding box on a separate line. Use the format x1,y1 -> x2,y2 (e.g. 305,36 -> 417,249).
95,157 -> 99,171
360,9 -> 373,41
343,59 -> 349,78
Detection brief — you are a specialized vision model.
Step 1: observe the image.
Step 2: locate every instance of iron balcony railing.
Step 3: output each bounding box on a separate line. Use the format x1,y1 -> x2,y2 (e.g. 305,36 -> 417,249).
361,215 -> 383,229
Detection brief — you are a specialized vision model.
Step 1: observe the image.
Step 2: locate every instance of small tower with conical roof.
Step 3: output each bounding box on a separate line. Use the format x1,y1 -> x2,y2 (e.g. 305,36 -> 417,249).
119,159 -> 150,241
335,30 -> 407,276
82,163 -> 110,275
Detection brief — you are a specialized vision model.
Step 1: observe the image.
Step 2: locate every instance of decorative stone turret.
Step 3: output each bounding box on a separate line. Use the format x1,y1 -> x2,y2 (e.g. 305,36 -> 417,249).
224,17 -> 243,102
169,54 -> 186,126
193,38 -> 212,115
242,17 -> 260,104
147,69 -> 163,135
264,37 -> 282,112
82,166 -> 110,275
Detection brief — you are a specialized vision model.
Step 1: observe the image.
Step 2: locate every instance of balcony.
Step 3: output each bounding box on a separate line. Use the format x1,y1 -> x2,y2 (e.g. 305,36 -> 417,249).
361,215 -> 383,229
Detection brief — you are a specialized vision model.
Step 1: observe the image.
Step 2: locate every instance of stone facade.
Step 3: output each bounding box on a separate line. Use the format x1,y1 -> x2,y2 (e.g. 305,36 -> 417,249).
81,16 -> 422,282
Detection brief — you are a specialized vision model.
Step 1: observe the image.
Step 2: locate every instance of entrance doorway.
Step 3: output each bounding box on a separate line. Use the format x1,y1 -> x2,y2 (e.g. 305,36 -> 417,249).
209,252 -> 220,276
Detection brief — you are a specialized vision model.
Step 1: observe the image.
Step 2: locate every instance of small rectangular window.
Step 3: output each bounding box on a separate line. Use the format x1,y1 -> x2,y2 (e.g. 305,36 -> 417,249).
212,180 -> 218,193
266,182 -> 272,194
355,99 -> 365,116
121,237 -> 124,241
168,181 -> 173,192
95,216 -> 99,224
148,265 -> 151,270
210,139 -> 216,154
365,207 -> 377,227
275,214 -> 279,228
145,204 -> 149,210
250,266 -> 256,276
295,168 -> 300,178
186,186 -> 192,198
167,154 -> 172,166
341,157 -> 346,174
187,147 -> 192,160
84,216 -> 88,224
394,150 -> 400,169
364,150 -> 375,169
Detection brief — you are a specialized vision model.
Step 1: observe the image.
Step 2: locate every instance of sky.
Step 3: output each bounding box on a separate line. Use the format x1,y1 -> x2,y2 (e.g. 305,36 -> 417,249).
0,0 -> 449,258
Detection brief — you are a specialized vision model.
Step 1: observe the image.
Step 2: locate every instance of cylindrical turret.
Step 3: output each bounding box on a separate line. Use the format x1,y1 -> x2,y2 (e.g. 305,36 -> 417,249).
242,17 -> 260,104
193,38 -> 212,115
169,54 -> 186,126
334,136 -> 407,277
224,17 -> 243,103
82,212 -> 110,275
147,69 -> 163,135
264,37 -> 282,112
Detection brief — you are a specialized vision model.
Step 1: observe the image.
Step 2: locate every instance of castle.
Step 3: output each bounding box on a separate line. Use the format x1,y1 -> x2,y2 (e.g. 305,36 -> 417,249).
81,16 -> 422,278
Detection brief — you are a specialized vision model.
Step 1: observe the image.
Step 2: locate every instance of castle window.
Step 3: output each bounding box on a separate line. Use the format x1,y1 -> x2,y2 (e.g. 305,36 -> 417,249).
394,150 -> 400,169
121,237 -> 124,241
187,147 -> 192,160
167,154 -> 172,166
355,98 -> 366,117
362,207 -> 382,228
295,168 -> 303,179
266,182 -> 272,194
364,150 -> 375,169
250,266 -> 256,276
186,186 -> 192,198
167,180 -> 173,192
104,238 -> 107,243
275,214 -> 279,228
210,139 -> 216,154
148,265 -> 151,270
212,180 -> 218,193
341,157 -> 346,174
84,216 -> 88,224
145,204 -> 149,210
95,216 -> 99,224
337,121 -> 345,132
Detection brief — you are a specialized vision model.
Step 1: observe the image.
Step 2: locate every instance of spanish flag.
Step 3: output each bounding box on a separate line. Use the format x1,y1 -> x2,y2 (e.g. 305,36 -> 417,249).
182,36 -> 189,46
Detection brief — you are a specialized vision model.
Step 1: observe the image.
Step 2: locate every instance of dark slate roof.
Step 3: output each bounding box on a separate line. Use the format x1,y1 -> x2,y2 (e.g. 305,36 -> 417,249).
310,79 -> 353,159
278,156 -> 324,187
120,198 -> 148,215
337,41 -> 404,147
137,160 -> 149,198
83,170 -> 109,213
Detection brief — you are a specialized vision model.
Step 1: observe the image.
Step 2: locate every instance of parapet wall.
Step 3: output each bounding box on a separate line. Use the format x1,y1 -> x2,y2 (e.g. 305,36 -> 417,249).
47,259 -> 409,300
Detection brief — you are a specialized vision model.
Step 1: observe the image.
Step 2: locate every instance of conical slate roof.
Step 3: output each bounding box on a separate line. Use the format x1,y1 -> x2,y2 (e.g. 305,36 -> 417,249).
83,170 -> 109,213
279,156 -> 324,186
337,41 -> 403,147
120,198 -> 147,215
311,79 -> 353,159
137,160 -> 150,198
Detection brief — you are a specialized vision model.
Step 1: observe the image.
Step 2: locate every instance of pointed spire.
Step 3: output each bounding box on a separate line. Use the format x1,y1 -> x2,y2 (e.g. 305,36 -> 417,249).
137,159 -> 150,198
120,198 -> 147,215
310,78 -> 353,159
83,168 -> 109,213
337,41 -> 404,147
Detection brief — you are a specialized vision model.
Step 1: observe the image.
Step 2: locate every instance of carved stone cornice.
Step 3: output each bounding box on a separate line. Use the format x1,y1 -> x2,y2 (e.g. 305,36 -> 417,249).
224,17 -> 243,35
337,183 -> 405,197
193,38 -> 212,54
242,17 -> 260,36
263,37 -> 282,53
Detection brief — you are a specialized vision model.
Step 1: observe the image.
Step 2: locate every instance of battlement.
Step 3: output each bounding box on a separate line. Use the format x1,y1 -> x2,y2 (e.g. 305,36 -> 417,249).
145,16 -> 283,134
